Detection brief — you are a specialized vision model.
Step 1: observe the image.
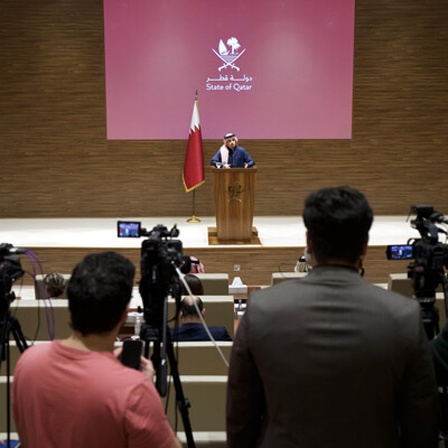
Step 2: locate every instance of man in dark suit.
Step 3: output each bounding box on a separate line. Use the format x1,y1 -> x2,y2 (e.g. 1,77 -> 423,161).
226,186 -> 439,448
171,295 -> 232,342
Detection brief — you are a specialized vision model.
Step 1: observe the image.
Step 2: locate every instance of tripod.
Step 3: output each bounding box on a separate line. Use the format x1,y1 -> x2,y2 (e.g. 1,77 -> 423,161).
435,276 -> 448,448
412,270 -> 448,447
418,297 -> 440,342
135,224 -> 196,447
139,297 -> 196,448
0,293 -> 28,448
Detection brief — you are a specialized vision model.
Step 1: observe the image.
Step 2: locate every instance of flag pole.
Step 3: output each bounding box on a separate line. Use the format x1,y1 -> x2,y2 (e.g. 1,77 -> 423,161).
183,90 -> 204,224
187,189 -> 201,223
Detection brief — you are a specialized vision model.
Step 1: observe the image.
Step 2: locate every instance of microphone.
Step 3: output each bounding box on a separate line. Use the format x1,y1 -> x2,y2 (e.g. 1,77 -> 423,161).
429,212 -> 448,225
0,243 -> 28,256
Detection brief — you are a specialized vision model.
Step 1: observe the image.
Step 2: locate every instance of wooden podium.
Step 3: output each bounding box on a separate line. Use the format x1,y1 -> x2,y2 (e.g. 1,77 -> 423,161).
209,167 -> 258,244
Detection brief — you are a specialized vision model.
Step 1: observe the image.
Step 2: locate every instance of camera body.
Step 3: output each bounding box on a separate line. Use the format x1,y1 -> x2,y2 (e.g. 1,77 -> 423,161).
0,245 -> 25,315
408,206 -> 448,295
387,206 -> 448,340
118,221 -> 183,327
387,205 -> 448,302
140,225 -> 183,327
412,239 -> 448,273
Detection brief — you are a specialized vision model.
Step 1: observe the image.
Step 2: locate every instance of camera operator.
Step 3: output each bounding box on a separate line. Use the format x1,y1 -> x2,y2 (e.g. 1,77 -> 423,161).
13,251 -> 181,448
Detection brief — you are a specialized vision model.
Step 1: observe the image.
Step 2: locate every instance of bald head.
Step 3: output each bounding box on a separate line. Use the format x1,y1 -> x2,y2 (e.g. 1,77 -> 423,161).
180,295 -> 204,321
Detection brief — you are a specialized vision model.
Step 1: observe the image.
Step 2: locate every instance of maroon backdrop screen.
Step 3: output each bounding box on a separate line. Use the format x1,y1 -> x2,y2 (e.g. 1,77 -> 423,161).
104,0 -> 355,140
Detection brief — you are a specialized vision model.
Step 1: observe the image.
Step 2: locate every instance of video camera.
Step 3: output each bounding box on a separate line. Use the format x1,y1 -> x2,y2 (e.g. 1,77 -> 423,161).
0,243 -> 26,317
386,205 -> 448,339
118,221 -> 185,398
398,206 -> 448,298
117,221 -> 183,327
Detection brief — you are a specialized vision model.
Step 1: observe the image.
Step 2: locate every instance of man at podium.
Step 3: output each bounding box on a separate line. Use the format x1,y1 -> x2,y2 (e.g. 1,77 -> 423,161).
211,132 -> 255,168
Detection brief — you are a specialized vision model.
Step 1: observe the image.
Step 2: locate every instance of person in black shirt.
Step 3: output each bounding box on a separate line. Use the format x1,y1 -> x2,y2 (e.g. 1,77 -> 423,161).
171,295 -> 232,342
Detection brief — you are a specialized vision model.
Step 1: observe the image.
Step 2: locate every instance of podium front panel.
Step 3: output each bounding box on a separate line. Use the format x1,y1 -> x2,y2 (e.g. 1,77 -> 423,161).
212,167 -> 256,242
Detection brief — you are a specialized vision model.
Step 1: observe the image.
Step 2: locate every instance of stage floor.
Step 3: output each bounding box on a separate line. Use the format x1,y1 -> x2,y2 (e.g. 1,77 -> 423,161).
0,216 -> 419,286
0,215 -> 417,250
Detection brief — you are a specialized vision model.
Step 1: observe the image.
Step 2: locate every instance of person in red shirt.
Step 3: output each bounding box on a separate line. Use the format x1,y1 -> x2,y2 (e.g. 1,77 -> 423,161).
13,251 -> 181,448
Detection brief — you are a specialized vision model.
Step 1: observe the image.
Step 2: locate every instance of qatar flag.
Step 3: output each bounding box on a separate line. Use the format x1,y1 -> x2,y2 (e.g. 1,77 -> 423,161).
183,99 -> 205,192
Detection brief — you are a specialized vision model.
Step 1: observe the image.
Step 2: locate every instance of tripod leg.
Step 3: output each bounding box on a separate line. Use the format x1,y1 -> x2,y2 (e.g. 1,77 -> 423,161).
10,316 -> 28,354
147,337 -> 169,397
165,333 -> 196,448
